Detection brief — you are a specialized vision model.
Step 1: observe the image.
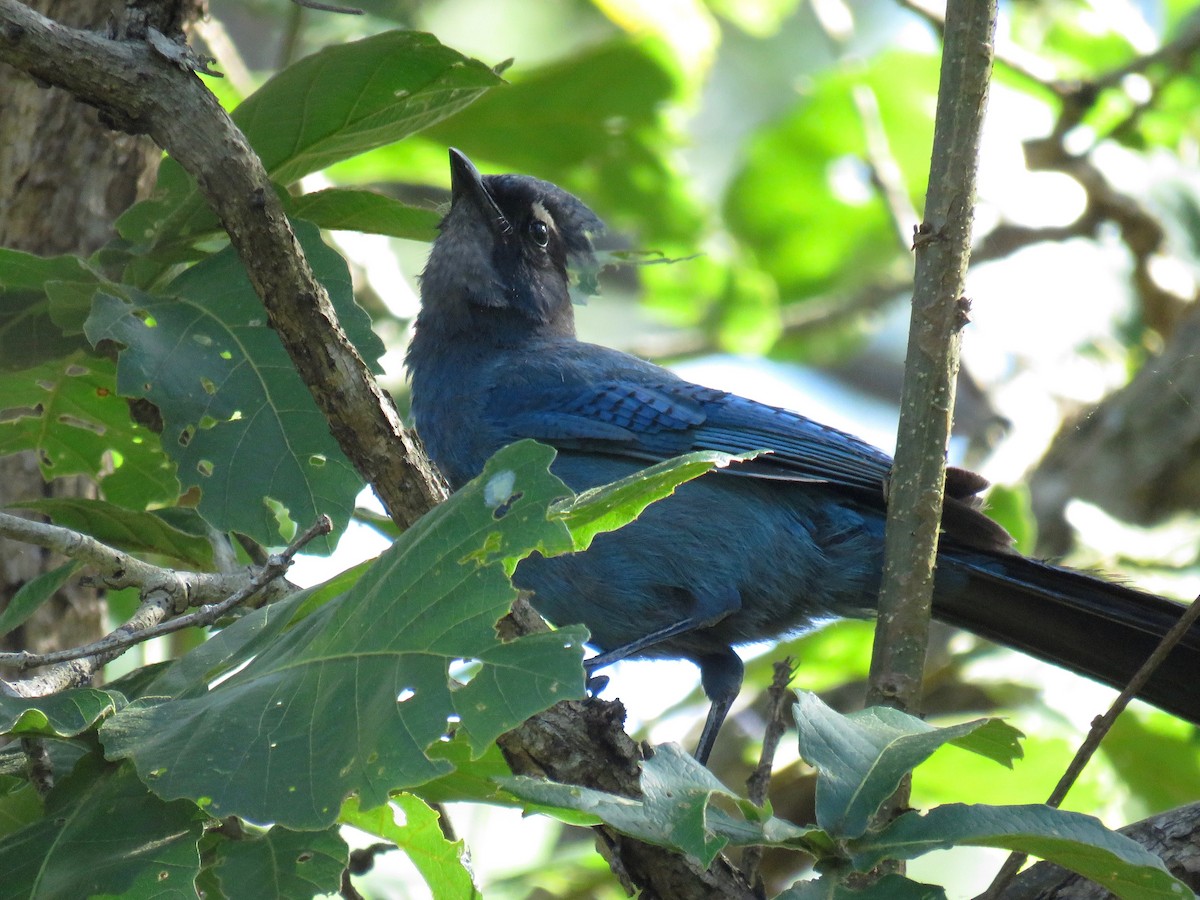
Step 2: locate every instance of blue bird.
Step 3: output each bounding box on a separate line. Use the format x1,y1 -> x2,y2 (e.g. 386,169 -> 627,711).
407,149 -> 1200,763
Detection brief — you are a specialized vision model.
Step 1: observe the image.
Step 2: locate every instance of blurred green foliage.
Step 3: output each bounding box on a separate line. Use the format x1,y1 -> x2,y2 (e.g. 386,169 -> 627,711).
3,0 -> 1200,896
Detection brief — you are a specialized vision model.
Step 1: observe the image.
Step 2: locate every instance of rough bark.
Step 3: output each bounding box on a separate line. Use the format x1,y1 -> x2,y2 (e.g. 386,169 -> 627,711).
0,0 -> 202,673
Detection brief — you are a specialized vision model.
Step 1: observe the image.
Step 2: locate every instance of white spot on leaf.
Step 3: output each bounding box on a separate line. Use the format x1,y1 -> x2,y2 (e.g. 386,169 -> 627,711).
484,470 -> 517,508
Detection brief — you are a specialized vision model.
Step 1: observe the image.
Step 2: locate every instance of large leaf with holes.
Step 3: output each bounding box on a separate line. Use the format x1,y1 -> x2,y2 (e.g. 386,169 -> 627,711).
212,825 -> 347,899
0,756 -> 205,900
83,222 -> 376,552
99,442 -> 588,829
0,353 -> 178,509
117,30 -> 502,251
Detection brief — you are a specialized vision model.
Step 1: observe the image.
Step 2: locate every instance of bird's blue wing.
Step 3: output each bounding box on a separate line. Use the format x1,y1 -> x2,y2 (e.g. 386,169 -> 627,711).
487,350 -> 895,494
484,341 -> 1007,547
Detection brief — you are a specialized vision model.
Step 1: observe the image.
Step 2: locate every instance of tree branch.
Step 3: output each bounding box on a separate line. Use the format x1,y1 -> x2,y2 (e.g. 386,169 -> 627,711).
868,0 -> 996,710
0,510 -> 269,615
0,514 -> 328,696
494,595 -> 757,898
0,8 -> 754,893
865,2 -> 995,845
0,0 -> 446,531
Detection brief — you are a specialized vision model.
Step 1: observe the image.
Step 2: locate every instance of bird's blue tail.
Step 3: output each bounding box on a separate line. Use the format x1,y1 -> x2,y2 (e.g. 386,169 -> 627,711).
935,551 -> 1200,721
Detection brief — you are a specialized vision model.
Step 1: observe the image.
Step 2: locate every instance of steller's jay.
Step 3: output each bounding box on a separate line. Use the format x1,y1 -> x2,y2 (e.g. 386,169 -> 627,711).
407,149 -> 1200,763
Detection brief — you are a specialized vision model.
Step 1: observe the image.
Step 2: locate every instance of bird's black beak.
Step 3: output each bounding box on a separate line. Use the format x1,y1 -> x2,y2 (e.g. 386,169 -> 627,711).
448,148 -> 512,236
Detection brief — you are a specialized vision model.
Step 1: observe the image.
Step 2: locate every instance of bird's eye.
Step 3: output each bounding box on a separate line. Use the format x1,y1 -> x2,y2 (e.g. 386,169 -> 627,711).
529,219 -> 550,248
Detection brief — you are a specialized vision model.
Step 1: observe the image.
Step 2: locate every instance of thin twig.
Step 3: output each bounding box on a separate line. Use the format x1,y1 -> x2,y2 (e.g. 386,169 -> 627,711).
853,84 -> 920,254
0,510 -> 254,610
0,517 -> 329,698
983,589 -> 1200,898
0,516 -> 328,678
745,659 -> 796,809
741,659 -> 796,888
867,4 -> 997,867
20,737 -> 54,796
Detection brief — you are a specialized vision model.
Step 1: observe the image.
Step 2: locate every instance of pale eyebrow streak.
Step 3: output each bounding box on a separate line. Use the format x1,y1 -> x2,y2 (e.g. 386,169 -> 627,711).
531,200 -> 558,233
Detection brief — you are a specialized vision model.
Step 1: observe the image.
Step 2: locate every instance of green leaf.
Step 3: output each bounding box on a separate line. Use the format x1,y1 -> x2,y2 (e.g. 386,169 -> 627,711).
0,688 -> 122,740
0,249 -> 100,368
142,588 -> 317,701
0,756 -> 204,900
118,31 -> 502,249
213,825 -> 347,900
44,280 -> 105,336
411,735 -> 516,806
552,450 -> 755,549
851,803 -> 1187,899
416,736 -> 604,827
287,189 -> 441,241
1039,12 -> 1140,78
777,873 -> 946,900
500,744 -> 820,866
0,248 -> 94,294
795,692 -> 1022,839
706,0 -> 804,37
84,222 -> 374,552
0,560 -> 81,637
0,353 -> 178,509
99,441 -> 586,830
0,287 -> 87,371
101,661 -> 177,702
341,794 -> 479,899
0,777 -> 42,840
14,499 -> 215,570
239,32 -> 501,187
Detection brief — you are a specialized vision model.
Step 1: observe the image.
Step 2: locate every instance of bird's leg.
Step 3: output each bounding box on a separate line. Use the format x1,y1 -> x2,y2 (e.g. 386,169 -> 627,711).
584,615 -> 715,672
583,616 -> 703,697
695,649 -> 744,764
584,587 -> 741,679
580,589 -> 745,763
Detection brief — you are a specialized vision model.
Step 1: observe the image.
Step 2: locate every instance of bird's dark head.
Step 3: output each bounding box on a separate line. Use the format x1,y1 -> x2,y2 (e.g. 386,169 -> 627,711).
417,149 -> 604,341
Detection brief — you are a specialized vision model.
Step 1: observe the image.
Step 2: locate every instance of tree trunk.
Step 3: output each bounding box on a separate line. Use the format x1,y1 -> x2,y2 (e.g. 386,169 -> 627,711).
0,0 -> 201,671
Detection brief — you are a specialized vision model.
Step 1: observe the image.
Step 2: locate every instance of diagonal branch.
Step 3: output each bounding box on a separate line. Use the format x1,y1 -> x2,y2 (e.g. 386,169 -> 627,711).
0,510 -> 258,612
0,0 -> 446,531
0,6 -> 753,894
0,513 -> 329,696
